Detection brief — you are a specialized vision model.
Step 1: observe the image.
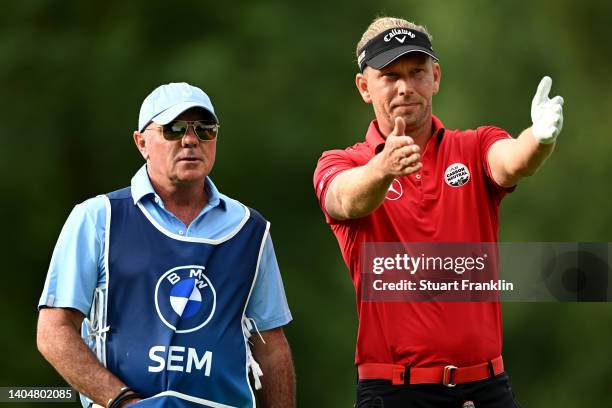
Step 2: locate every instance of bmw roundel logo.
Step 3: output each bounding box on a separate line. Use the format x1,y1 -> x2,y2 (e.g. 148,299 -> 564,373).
154,265 -> 216,333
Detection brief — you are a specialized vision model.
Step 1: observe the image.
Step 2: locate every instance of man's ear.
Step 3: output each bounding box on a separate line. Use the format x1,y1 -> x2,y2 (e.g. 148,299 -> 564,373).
133,131 -> 149,160
432,61 -> 441,95
356,72 -> 372,103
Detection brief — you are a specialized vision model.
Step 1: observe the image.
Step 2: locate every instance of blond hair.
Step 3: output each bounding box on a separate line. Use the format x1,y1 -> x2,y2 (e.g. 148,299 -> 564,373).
356,17 -> 432,58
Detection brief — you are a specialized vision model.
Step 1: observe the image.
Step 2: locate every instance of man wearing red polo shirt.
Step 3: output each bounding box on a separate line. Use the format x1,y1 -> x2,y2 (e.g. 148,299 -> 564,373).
313,17 -> 564,408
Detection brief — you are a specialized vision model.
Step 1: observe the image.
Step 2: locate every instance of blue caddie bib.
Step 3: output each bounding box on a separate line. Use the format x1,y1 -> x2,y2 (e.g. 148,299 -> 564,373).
92,187 -> 268,408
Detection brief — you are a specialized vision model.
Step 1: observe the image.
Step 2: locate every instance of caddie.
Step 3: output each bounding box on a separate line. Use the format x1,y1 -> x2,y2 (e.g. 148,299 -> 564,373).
38,82 -> 295,408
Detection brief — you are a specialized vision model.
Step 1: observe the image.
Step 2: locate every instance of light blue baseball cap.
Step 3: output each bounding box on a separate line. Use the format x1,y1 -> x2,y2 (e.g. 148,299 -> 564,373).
138,82 -> 218,132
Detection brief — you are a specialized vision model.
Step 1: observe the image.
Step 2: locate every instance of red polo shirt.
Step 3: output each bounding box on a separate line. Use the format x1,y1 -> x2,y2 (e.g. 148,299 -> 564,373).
313,115 -> 514,368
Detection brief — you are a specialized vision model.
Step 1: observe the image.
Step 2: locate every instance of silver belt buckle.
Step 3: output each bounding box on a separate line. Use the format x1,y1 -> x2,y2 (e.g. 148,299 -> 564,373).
442,365 -> 458,387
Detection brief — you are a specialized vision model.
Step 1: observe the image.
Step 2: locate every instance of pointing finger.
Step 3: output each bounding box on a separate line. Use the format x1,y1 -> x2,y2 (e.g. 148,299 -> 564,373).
533,76 -> 552,105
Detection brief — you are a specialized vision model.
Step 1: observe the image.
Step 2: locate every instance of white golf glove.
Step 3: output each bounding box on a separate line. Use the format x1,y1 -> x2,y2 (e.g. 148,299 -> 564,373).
531,76 -> 564,144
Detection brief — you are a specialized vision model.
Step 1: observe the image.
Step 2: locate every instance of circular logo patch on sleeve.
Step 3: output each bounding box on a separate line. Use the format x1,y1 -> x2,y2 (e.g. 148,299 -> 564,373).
444,163 -> 470,187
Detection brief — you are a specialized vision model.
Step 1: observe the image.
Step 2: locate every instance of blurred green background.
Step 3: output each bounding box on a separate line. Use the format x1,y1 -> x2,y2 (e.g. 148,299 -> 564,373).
1,0 -> 611,406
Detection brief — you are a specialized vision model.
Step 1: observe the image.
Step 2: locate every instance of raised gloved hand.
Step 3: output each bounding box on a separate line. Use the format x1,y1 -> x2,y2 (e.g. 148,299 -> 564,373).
531,76 -> 564,144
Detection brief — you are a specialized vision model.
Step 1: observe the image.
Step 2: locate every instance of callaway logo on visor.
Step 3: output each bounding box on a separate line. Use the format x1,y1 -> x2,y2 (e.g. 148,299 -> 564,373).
358,27 -> 439,72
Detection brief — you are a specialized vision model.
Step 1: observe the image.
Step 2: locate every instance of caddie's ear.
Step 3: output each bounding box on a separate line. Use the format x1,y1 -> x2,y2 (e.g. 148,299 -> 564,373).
356,72 -> 372,104
133,130 -> 149,160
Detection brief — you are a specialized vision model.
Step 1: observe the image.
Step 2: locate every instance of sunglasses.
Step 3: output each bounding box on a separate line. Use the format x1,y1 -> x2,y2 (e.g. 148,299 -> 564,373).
148,120 -> 220,141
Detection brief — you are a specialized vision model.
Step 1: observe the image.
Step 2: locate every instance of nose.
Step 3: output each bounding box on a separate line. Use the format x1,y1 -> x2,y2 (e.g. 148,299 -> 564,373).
181,124 -> 199,147
397,77 -> 414,96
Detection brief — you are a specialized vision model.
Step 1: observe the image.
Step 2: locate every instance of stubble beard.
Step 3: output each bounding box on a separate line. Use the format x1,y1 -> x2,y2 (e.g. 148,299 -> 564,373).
400,101 -> 432,135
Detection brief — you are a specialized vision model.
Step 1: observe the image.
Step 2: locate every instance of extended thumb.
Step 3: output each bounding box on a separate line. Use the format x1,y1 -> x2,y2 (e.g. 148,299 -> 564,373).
392,117 -> 406,137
